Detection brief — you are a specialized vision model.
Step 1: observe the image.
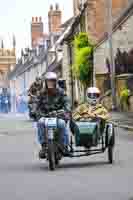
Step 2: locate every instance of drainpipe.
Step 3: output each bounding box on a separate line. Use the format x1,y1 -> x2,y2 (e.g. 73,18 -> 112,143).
91,48 -> 95,87
106,0 -> 117,110
68,43 -> 74,109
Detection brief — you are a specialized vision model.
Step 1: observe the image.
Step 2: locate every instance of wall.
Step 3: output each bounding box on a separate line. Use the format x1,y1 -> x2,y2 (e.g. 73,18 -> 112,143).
62,44 -> 72,98
94,13 -> 133,77
96,74 -> 109,95
82,0 -> 129,41
129,96 -> 133,112
101,74 -> 133,111
94,7 -> 133,112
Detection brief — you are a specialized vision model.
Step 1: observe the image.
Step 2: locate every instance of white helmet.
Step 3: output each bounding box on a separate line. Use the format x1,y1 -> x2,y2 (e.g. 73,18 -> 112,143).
45,72 -> 57,89
45,72 -> 57,80
86,87 -> 100,105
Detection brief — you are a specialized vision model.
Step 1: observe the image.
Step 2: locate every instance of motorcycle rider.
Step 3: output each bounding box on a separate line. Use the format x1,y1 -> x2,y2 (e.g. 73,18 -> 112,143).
28,76 -> 43,98
28,77 -> 43,118
36,72 -> 71,158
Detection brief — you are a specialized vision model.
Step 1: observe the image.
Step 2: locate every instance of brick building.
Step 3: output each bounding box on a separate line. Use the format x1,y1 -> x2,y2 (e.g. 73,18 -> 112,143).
31,16 -> 47,48
73,0 -> 129,41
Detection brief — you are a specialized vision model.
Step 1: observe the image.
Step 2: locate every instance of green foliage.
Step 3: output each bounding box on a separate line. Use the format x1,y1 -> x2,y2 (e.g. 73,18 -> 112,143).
73,32 -> 95,87
120,88 -> 130,100
120,88 -> 130,106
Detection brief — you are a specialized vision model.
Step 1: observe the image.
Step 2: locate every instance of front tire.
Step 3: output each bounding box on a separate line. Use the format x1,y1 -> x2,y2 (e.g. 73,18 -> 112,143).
48,141 -> 56,171
55,152 -> 59,166
106,124 -> 115,164
108,145 -> 113,164
108,134 -> 115,164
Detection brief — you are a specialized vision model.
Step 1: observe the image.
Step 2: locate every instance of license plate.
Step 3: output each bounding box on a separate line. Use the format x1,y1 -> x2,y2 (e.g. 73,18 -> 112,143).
48,129 -> 54,139
45,118 -> 57,128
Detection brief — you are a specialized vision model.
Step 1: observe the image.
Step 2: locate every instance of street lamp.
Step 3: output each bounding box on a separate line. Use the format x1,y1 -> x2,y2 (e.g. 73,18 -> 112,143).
106,0 -> 117,110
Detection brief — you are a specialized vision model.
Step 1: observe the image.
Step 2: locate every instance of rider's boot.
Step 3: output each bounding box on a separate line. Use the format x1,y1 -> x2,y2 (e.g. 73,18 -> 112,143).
39,143 -> 47,159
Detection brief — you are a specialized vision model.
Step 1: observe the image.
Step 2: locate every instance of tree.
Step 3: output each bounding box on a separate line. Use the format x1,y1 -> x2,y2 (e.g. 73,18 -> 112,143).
73,32 -> 95,89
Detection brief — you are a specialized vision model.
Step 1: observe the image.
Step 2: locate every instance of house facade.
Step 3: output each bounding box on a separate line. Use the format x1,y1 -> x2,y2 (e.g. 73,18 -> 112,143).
60,0 -> 133,109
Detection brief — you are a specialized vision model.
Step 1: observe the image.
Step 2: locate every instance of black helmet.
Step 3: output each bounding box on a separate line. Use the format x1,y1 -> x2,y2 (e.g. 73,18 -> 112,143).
58,79 -> 66,90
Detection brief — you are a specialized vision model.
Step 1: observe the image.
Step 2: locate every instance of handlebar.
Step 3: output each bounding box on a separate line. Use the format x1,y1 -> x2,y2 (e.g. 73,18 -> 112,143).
40,110 -> 71,120
77,116 -> 102,122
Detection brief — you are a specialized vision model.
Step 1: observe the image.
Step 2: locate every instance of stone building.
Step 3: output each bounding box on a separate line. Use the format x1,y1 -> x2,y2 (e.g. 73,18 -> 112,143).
60,0 -> 133,107
0,39 -> 16,88
94,2 -> 133,111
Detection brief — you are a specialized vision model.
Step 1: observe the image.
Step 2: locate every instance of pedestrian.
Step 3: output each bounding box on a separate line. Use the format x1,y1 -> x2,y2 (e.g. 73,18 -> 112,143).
1,88 -> 9,113
0,88 -> 2,112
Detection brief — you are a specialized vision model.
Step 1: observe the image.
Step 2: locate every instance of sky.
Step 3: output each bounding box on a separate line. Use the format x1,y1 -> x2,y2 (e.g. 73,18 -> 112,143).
0,0 -> 73,58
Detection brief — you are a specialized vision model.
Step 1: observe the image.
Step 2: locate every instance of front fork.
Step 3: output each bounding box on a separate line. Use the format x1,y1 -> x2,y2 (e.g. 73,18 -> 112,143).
45,128 -> 54,145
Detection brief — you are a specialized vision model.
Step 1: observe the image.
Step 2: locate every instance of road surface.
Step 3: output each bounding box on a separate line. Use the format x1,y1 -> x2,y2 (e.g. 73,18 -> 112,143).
0,114 -> 132,200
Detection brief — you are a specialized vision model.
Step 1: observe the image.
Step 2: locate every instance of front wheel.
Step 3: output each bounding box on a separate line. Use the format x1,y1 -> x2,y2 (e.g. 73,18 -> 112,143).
108,145 -> 113,164
48,141 -> 56,171
55,152 -> 59,166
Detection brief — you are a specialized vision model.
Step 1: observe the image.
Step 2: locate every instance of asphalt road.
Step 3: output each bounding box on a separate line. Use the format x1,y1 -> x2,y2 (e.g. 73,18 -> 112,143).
0,113 -> 133,200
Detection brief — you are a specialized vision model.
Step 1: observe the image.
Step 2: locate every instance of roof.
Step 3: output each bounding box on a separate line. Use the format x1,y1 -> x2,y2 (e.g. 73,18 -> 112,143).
47,58 -> 62,72
8,46 -> 48,79
60,17 -> 74,29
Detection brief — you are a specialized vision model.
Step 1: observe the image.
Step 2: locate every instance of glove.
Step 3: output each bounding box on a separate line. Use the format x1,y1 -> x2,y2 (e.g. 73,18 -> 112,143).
39,117 -> 45,123
64,112 -> 71,120
46,111 -> 57,117
56,109 -> 64,114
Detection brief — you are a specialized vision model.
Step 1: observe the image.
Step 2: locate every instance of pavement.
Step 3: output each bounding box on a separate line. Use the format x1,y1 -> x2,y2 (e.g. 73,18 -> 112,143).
110,112 -> 133,131
0,113 -> 33,135
0,114 -> 133,199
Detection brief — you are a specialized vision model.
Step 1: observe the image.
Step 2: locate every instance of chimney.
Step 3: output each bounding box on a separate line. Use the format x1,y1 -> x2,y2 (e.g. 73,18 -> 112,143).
31,16 -> 44,48
39,16 -> 42,22
48,3 -> 62,33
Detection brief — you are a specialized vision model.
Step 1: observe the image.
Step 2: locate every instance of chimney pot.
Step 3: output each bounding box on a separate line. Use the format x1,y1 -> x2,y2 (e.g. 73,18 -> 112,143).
55,3 -> 59,10
50,4 -> 53,10
39,16 -> 42,22
36,17 -> 38,22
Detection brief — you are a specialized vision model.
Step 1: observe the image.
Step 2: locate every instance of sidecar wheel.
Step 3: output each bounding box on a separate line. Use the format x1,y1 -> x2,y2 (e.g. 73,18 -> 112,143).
108,145 -> 113,164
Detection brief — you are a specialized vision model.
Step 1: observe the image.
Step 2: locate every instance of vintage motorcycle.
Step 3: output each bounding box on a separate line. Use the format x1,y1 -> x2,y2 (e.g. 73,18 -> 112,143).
39,110 -> 115,171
